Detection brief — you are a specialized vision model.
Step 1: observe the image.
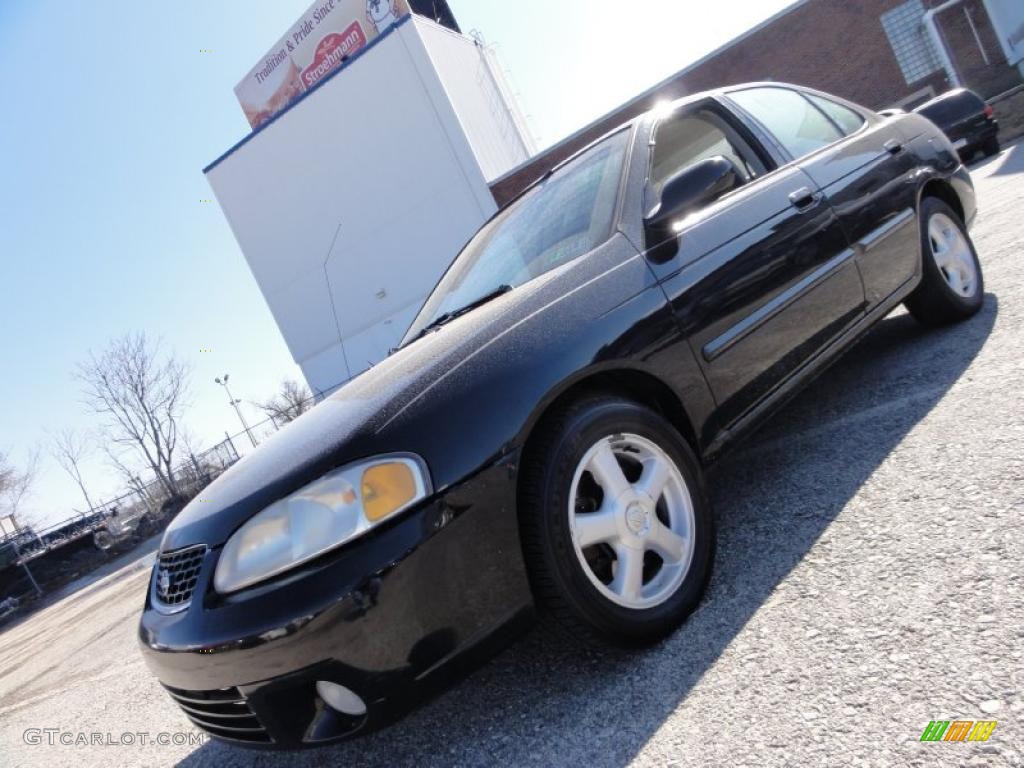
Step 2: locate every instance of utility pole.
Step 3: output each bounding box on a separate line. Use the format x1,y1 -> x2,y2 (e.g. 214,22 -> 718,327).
11,540 -> 42,597
22,561 -> 42,596
215,374 -> 257,447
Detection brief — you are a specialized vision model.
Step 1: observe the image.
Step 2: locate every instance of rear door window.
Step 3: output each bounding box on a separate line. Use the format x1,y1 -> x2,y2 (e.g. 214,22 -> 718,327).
728,86 -> 843,160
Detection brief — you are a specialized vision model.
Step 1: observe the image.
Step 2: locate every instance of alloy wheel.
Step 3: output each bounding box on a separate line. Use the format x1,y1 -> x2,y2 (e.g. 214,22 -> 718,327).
568,433 -> 696,609
928,212 -> 978,298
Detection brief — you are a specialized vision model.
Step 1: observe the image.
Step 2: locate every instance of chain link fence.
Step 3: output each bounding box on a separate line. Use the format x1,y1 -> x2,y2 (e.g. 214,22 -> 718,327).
0,390 -> 327,611
0,435 -> 245,606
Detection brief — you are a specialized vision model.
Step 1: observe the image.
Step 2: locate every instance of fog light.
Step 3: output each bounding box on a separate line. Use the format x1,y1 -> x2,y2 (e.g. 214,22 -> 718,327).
316,680 -> 367,716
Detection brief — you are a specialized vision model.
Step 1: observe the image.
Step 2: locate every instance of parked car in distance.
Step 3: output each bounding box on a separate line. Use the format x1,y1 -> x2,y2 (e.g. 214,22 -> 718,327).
914,88 -> 999,161
139,82 -> 984,749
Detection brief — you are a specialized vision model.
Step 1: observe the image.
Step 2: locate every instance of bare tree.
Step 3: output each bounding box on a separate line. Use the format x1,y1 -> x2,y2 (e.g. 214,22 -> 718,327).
178,428 -> 211,487
77,333 -> 190,499
0,453 -> 13,496
256,379 -> 314,425
49,428 -> 96,514
0,449 -> 39,522
101,444 -> 156,513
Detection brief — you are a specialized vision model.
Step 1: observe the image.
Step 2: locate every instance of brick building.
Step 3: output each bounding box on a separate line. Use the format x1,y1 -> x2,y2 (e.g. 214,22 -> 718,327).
492,0 -> 1024,205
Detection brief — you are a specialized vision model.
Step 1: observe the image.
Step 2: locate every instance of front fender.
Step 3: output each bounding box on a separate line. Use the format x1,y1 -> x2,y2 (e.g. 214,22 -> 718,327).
376,243 -> 716,495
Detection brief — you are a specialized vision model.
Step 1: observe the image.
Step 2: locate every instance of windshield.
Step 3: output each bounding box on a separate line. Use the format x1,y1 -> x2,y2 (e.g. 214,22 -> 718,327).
401,129 -> 630,344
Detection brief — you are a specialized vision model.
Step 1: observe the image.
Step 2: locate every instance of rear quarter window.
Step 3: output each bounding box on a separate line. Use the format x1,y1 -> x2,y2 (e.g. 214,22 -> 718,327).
806,94 -> 865,135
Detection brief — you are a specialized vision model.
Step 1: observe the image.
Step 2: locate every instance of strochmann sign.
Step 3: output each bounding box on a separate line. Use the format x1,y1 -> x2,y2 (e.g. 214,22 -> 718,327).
234,0 -> 411,129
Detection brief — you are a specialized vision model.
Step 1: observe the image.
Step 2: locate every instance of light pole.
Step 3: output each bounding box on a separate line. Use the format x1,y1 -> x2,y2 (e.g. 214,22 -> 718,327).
215,374 -> 257,447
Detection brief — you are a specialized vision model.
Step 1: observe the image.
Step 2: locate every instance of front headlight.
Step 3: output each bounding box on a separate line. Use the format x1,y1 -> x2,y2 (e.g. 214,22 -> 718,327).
213,454 -> 431,594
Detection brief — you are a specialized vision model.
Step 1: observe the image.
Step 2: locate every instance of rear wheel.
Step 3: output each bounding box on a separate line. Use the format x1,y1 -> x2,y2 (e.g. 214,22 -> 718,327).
519,396 -> 714,646
982,136 -> 1000,157
905,197 -> 983,326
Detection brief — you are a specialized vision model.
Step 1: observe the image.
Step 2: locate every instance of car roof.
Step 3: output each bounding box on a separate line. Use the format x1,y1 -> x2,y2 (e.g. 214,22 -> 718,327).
523,90 -> 722,177
915,88 -> 984,111
490,81 -> 853,211
494,82 -> 806,207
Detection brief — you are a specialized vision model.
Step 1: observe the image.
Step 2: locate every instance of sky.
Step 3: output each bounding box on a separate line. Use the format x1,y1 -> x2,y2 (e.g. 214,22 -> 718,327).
0,0 -> 794,527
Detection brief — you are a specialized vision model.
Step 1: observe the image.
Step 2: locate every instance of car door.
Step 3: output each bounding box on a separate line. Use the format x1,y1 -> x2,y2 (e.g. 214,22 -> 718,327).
729,86 -> 921,308
639,100 -> 866,437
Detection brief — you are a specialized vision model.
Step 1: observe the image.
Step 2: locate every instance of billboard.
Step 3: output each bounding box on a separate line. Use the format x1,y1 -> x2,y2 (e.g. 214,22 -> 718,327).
235,0 -> 411,129
984,0 -> 1024,65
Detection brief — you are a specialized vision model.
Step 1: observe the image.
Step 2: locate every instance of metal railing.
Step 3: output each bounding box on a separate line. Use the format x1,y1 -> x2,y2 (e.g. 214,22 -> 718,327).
0,388 -> 339,607
2,435 -> 242,566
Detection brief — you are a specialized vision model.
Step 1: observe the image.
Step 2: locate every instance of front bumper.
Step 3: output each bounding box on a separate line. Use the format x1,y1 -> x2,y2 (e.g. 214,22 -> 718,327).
138,454 -> 534,748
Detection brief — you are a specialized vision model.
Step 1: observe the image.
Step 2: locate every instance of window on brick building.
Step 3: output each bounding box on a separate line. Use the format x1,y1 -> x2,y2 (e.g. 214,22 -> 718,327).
881,0 -> 944,85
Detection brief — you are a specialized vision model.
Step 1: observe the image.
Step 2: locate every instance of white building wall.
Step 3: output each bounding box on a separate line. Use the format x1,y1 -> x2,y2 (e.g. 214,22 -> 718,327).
416,19 -> 536,181
206,18 -> 532,395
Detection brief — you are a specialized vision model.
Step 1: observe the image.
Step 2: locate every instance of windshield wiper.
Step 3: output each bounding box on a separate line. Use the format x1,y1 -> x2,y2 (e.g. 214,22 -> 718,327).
408,284 -> 513,344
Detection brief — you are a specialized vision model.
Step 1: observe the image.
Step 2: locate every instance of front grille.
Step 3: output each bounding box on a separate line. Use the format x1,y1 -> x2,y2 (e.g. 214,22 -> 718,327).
163,684 -> 272,744
154,545 -> 206,608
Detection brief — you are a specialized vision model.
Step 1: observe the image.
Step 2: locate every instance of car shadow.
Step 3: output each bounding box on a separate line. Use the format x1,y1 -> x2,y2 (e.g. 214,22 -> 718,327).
969,136 -> 1023,176
177,295 -> 997,768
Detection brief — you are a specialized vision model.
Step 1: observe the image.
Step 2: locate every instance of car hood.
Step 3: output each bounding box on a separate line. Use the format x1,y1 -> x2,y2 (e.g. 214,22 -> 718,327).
160,279 -> 544,551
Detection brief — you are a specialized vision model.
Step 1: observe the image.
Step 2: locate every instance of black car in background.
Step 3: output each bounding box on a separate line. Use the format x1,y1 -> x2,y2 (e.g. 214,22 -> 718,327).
914,88 -> 1000,161
139,82 -> 983,748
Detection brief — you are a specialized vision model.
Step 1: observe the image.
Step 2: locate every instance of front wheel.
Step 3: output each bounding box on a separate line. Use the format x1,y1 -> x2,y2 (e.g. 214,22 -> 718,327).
519,396 -> 714,647
904,197 -> 984,326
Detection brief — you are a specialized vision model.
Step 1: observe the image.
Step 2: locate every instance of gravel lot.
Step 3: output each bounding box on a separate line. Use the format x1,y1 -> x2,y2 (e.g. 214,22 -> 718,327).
2,144 -> 1022,768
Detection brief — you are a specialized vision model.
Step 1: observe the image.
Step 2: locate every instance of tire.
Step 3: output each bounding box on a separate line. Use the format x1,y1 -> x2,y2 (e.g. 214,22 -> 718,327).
982,136 -> 1000,157
519,395 -> 714,647
904,197 -> 984,326
93,529 -> 114,551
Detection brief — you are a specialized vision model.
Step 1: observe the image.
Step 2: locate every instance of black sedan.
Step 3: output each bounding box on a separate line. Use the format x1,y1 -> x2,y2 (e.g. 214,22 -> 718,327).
139,82 -> 983,748
914,87 -> 1000,162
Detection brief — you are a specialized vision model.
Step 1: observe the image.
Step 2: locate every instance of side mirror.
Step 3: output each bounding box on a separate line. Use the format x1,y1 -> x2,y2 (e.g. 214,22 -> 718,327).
643,155 -> 742,252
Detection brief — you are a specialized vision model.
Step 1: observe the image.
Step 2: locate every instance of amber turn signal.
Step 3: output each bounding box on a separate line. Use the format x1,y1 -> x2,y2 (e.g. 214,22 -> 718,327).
361,462 -> 418,521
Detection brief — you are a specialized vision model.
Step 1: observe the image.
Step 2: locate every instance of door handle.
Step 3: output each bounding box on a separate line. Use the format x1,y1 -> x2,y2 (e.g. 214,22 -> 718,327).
883,139 -> 904,155
788,187 -> 820,212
